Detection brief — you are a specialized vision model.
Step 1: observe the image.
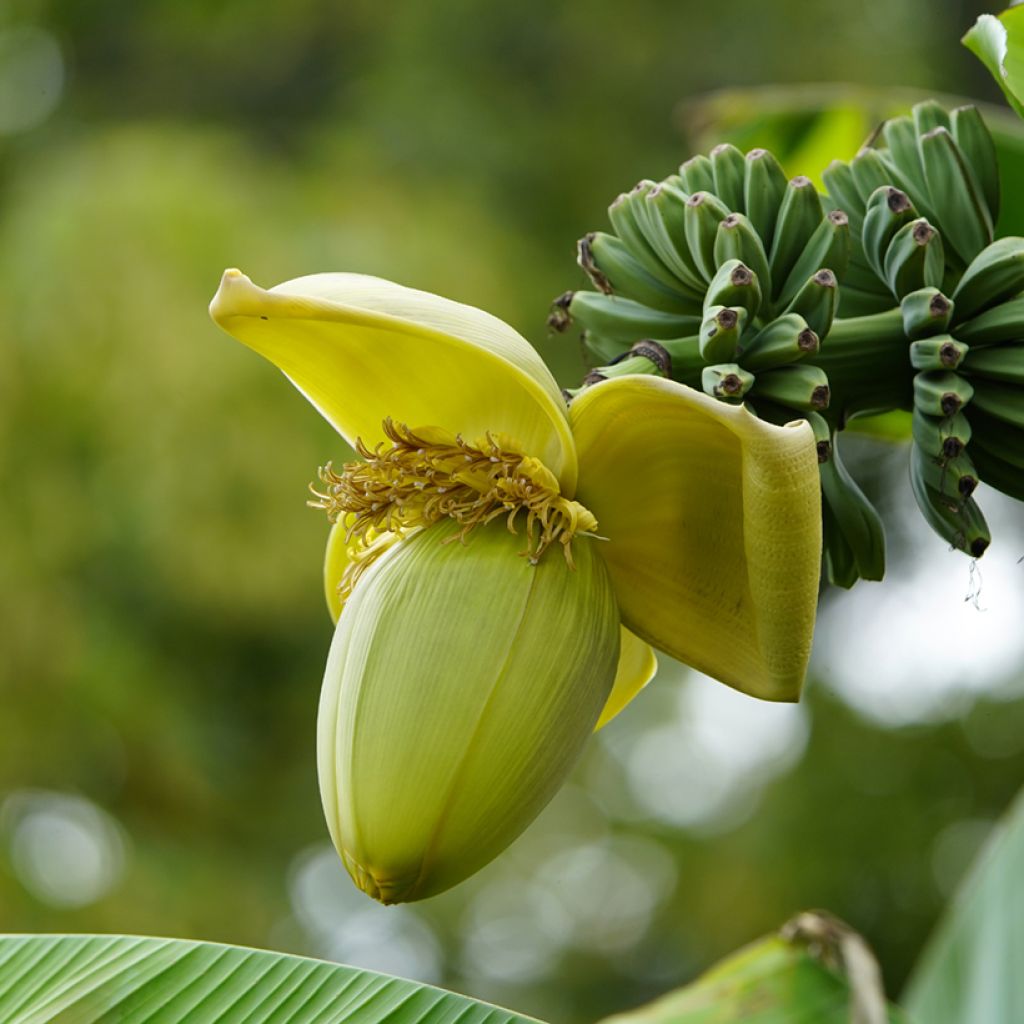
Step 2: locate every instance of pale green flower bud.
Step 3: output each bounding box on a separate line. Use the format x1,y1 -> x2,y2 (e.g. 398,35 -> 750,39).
317,518 -> 620,904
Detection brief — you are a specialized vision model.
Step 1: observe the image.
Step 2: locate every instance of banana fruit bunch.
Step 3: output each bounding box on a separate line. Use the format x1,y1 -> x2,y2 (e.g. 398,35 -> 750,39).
822,100 -> 998,315
551,102 -> 1024,585
903,238 -> 1024,557
548,145 -> 850,418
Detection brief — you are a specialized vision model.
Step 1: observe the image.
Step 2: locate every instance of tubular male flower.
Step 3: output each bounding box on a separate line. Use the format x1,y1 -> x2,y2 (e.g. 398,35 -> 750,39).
210,269 -> 822,903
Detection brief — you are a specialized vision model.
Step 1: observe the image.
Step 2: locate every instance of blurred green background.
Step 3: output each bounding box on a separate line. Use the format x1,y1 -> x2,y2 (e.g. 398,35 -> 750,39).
2,1 -> 1024,1021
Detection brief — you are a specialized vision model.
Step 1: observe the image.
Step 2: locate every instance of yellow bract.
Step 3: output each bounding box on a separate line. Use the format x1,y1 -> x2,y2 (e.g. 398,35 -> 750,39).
211,268 -> 823,903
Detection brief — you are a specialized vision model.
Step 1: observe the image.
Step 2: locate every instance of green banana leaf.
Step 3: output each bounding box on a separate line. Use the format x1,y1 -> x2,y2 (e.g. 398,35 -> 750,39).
0,934 -> 540,1023
597,913 -> 906,1024
964,8 -> 1024,120
902,786 -> 1024,1023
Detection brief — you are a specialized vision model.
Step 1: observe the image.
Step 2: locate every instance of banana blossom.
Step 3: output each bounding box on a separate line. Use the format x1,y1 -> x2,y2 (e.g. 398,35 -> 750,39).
210,269 -> 821,903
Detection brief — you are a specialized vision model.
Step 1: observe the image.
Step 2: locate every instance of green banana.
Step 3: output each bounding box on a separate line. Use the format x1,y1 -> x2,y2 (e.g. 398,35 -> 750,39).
913,99 -> 951,136
607,184 -> 689,292
883,218 -> 944,299
739,313 -> 818,371
881,116 -> 928,198
968,407 -> 1024,466
577,233 -> 699,313
950,237 -> 1024,321
968,440 -> 1024,501
951,104 -> 1000,224
561,290 -> 701,342
702,363 -> 754,401
660,335 -> 706,386
910,443 -> 990,557
911,407 -> 972,460
901,287 -> 954,339
861,186 -> 918,278
704,259 -> 762,321
710,143 -> 746,212
909,336 -> 968,372
916,447 -> 981,500
699,306 -> 746,363
969,377 -> 1024,425
744,147 -> 789,248
777,210 -> 850,307
753,363 -> 831,412
679,154 -> 715,194
913,370 -> 975,417
684,191 -> 732,281
713,213 -> 772,306
769,176 -> 824,301
783,269 -> 838,339
642,183 -> 709,292
961,341 -> 1024,384
808,412 -> 886,586
822,159 -> 866,233
850,147 -> 910,203
954,295 -> 1024,346
919,126 -> 992,265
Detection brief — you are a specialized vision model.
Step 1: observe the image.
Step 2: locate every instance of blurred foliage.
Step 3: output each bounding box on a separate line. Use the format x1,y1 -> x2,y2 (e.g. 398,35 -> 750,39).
1,3 -> 1023,1024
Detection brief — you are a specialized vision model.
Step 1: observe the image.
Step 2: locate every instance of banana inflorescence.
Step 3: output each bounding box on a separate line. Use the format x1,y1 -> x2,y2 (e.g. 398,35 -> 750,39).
550,100 -> 1024,583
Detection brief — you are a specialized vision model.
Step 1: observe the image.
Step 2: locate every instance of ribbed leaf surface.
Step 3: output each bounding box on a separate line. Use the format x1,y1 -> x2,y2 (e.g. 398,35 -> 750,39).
0,935 -> 539,1024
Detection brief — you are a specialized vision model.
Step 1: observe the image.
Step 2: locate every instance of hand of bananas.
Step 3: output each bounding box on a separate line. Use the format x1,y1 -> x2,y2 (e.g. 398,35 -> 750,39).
550,101 -> 1024,586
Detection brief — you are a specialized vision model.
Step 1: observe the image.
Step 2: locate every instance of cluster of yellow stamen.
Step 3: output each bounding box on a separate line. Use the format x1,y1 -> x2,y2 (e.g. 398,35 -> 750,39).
308,420 -> 599,599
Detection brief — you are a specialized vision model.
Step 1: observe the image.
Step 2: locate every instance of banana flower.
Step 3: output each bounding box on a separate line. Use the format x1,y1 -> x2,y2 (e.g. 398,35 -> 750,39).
210,269 -> 821,903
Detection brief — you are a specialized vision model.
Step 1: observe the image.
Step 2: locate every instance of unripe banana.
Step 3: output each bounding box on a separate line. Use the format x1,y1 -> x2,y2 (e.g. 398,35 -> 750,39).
916,447 -> 981,500
713,213 -> 772,307
969,377 -> 1024,425
560,290 -> 701,342
968,407 -> 1024,465
744,147 -> 789,248
660,334 -> 706,386
919,126 -> 993,265
778,211 -> 850,307
783,269 -> 839,339
808,412 -> 886,586
968,439 -> 1024,501
883,219 -> 944,299
913,370 -> 975,417
909,443 -> 990,557
850,147 -> 911,203
954,295 -> 1024,346
822,159 -> 866,233
577,233 -> 698,313
961,341 -> 1024,384
911,407 -> 972,460
700,305 -> 747,363
685,191 -> 732,281
642,183 -> 709,292
753,363 -> 831,412
862,186 -> 918,279
704,259 -> 762,320
910,336 -> 968,371
608,183 -> 687,291
882,116 -> 928,198
901,287 -> 954,339
319,518 -> 619,903
769,177 -> 825,301
679,153 -> 715,194
951,104 -> 1000,223
739,313 -> 819,371
702,362 -> 755,401
913,99 -> 951,136
710,143 -> 746,212
950,237 -> 1024,321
